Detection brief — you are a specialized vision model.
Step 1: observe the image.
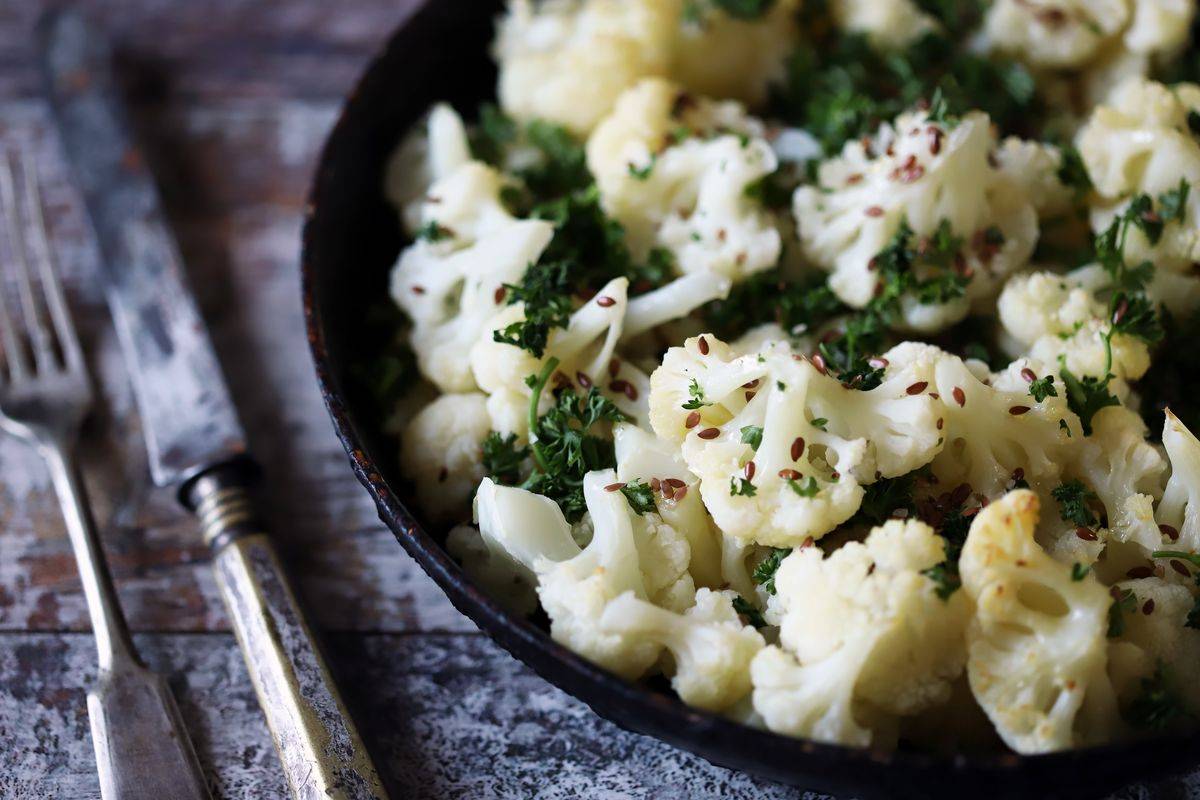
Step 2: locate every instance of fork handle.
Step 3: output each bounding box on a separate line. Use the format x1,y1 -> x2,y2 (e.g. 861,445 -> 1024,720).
44,445 -> 211,800
186,463 -> 387,800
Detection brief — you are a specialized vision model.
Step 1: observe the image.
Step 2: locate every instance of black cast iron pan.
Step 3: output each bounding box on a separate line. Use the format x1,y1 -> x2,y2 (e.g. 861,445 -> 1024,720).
300,2 -> 1200,796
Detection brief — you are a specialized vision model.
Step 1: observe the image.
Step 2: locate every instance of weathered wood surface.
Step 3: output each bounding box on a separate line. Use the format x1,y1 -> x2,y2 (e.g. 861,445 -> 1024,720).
0,1 -> 1194,797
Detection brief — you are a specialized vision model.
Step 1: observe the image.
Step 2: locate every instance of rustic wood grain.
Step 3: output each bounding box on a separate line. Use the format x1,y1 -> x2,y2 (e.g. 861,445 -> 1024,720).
0,1 -> 1196,798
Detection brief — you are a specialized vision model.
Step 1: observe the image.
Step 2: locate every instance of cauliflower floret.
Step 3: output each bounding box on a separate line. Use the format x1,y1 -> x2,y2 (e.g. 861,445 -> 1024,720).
983,0 -> 1130,69
1159,411 -> 1200,551
1077,78 -> 1200,271
793,109 -> 1038,331
493,0 -> 676,136
623,271 -> 734,341
599,588 -> 765,711
929,353 -> 1079,499
1112,576 -> 1200,715
992,138 -> 1078,218
1124,0 -> 1196,57
471,277 -> 651,434
960,490 -> 1123,753
1068,406 -> 1168,554
587,79 -> 782,279
751,520 -> 968,745
384,104 -> 473,234
446,524 -> 540,615
829,0 -> 937,49
614,423 -> 723,588
399,393 -> 491,522
669,0 -> 801,106
649,335 -> 942,546
391,164 -> 554,392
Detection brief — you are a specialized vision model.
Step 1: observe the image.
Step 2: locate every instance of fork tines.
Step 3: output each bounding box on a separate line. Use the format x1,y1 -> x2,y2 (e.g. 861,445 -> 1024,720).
0,148 -> 81,382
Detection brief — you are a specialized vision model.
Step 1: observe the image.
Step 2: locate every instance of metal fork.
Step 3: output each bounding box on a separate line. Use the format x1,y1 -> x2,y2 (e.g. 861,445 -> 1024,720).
0,149 -> 211,800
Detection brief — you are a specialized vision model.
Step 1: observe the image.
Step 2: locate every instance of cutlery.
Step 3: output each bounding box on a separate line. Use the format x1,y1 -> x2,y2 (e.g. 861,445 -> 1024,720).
40,11 -> 388,800
0,148 -> 210,800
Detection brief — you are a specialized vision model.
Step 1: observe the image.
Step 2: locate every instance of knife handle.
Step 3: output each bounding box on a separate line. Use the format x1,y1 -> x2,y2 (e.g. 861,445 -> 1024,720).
187,464 -> 387,800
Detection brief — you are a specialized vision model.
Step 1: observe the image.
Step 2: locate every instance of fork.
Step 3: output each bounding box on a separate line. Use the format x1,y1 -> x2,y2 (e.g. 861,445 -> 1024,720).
0,148 -> 211,800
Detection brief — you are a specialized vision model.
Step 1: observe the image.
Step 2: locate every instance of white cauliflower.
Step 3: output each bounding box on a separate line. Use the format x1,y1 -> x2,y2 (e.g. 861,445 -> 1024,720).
471,277 -> 651,435
992,138 -> 1079,218
751,520 -> 969,745
1068,406 -> 1167,554
599,588 -> 765,711
830,0 -> 938,49
793,108 -> 1038,331
587,79 -> 782,279
960,490 -> 1123,753
1112,576 -> 1200,715
493,0 -> 675,136
997,271 -> 1151,383
927,351 -> 1079,499
1124,0 -> 1196,58
1159,411 -> 1200,552
391,163 -> 554,392
983,0 -> 1129,69
399,393 -> 492,523
622,270 -> 733,341
1077,78 -> 1200,271
471,470 -> 696,678
614,423 -> 723,588
649,335 -> 942,547
669,0 -> 801,106
384,103 -> 473,234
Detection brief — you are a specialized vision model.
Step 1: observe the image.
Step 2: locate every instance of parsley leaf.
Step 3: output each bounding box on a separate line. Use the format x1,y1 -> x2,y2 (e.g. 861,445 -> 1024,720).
619,480 -> 657,515
713,0 -> 777,18
1051,480 -> 1100,528
787,476 -> 820,497
415,220 -> 453,242
753,548 -> 791,594
1124,664 -> 1188,731
740,425 -> 764,450
1071,562 -> 1091,581
730,477 -> 758,497
1108,588 -> 1138,638
1028,374 -> 1058,403
809,417 -> 829,431
922,563 -> 962,600
732,596 -> 768,628
852,473 -> 916,526
1059,363 -> 1119,436
682,378 -> 711,410
481,432 -> 528,486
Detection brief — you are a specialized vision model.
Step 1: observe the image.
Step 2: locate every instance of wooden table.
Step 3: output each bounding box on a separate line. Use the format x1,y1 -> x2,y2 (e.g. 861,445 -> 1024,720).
0,3 -> 1194,798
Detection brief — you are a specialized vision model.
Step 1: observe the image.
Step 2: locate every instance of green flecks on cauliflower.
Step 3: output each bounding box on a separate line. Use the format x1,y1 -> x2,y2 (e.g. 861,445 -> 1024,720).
399,393 -> 493,523
960,490 -> 1123,754
599,588 -> 765,711
391,163 -> 554,393
792,107 -> 1038,331
586,79 -> 783,280
1077,78 -> 1200,272
751,519 -> 969,745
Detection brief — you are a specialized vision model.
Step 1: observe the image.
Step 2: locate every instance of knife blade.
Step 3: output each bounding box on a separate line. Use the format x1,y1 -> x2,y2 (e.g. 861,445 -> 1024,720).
40,10 -> 388,800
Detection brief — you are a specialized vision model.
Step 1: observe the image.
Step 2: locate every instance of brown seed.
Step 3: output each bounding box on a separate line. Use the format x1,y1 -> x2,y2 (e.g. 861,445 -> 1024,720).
1012,468 -> 1025,482
744,462 -> 756,480
800,536 -> 815,549
811,354 -> 828,375
1127,566 -> 1154,579
698,336 -> 710,355
494,286 -> 507,304
778,468 -> 802,480
847,173 -> 864,185
1143,599 -> 1156,615
673,485 -> 688,502
1112,298 -> 1129,326
744,379 -> 761,389
906,381 -> 928,395
745,391 -> 756,402
576,371 -> 592,389
665,478 -> 687,490
1016,559 -> 1027,567
661,483 -> 676,500
698,427 -> 720,440
608,358 -> 622,377
650,477 -> 662,493
1075,527 -> 1098,541
1171,560 -> 1191,577
604,482 -> 626,493
929,392 -> 940,400
1160,523 -> 1180,541
621,382 -> 638,401
1009,406 -> 1031,416
865,206 -> 884,218
411,285 -> 426,295
685,411 -> 701,429
791,437 -> 805,461
1020,367 -> 1037,384
936,418 -> 944,430
952,387 -> 966,407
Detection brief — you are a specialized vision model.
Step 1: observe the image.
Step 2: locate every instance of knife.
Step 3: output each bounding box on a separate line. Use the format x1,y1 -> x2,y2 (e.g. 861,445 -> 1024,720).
39,11 -> 388,800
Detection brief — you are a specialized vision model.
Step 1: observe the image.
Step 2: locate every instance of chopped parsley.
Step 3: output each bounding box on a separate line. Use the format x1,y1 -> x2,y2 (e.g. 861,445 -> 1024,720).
1051,480 -> 1100,528
703,270 -> 845,340
732,596 -> 768,628
628,157 -> 656,181
682,378 -> 711,410
415,220 -> 453,242
740,425 -> 764,451
619,480 -> 657,515
1124,664 -> 1188,731
1027,374 -> 1058,403
1059,362 -> 1119,437
1108,588 -> 1138,638
787,475 -> 820,497
482,432 -> 528,486
852,473 -> 917,526
922,563 -> 962,601
730,477 -> 758,497
1071,562 -> 1090,582
752,548 -> 791,594
809,417 -> 829,431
